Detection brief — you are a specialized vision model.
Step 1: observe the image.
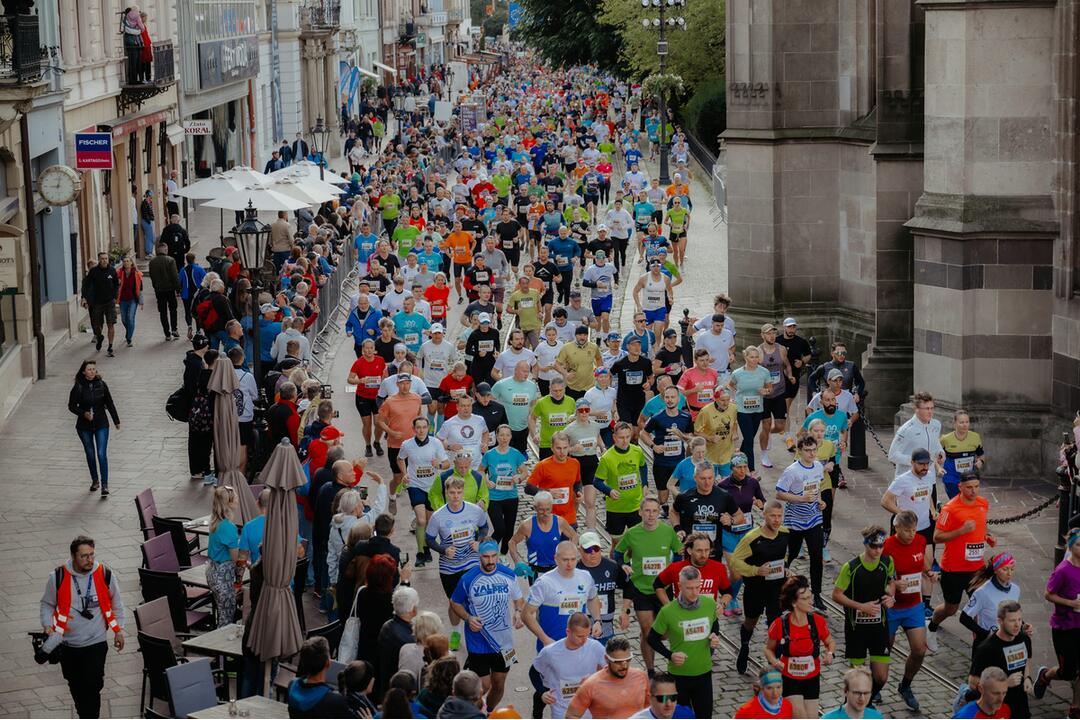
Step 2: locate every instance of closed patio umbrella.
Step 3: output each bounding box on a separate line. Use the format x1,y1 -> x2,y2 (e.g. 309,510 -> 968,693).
207,360 -> 257,523
246,438 -> 304,668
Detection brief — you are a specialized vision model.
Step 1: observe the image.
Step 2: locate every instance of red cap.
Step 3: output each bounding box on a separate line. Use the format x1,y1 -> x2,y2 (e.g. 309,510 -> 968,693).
320,426 -> 344,441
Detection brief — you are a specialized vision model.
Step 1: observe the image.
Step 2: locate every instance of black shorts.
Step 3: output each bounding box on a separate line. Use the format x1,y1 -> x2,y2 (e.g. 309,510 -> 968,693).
844,622 -> 890,661
782,674 -> 820,700
783,376 -> 802,400
354,395 -> 378,417
624,582 -> 661,615
606,509 -> 640,537
238,421 -> 254,446
387,447 -> 401,474
1053,628 -> 1080,681
940,570 -> 975,605
918,525 -> 935,548
452,263 -> 469,278
576,454 -> 599,486
653,464 -> 677,492
504,248 -> 521,267
670,230 -> 687,242
742,577 -> 783,623
465,651 -> 511,677
540,290 -> 554,306
440,570 -> 466,599
763,395 -> 788,420
89,302 -> 117,328
616,400 -> 645,426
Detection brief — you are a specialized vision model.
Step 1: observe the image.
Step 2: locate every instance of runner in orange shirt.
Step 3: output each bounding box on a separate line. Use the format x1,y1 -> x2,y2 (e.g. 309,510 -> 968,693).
443,219 -> 475,300
526,431 -> 583,526
928,473 -> 993,646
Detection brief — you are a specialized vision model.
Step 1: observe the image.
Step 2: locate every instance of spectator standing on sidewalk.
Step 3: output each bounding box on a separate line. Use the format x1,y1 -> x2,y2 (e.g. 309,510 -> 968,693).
39,535 -> 125,719
68,360 -> 120,497
139,189 -> 156,257
81,252 -> 119,356
148,243 -> 180,340
160,214 -> 190,271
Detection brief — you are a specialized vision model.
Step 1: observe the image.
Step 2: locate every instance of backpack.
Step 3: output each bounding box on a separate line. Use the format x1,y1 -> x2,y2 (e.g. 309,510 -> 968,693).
194,298 -> 217,330
55,564 -> 112,592
780,611 -> 821,659
165,385 -> 192,422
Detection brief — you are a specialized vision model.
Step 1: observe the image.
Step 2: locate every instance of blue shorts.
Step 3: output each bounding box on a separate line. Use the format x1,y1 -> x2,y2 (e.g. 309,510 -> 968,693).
407,486 -> 433,510
644,307 -> 667,324
591,295 -> 613,316
722,526 -> 750,555
887,602 -> 926,636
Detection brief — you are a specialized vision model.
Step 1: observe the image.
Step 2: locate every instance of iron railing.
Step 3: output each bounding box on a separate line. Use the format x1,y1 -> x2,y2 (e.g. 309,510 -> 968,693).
0,14 -> 43,84
300,0 -> 341,30
122,41 -> 175,86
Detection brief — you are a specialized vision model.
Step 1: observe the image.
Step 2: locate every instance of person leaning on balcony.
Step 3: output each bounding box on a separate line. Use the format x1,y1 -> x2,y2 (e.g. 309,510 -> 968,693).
121,6 -> 144,84
138,11 -> 152,82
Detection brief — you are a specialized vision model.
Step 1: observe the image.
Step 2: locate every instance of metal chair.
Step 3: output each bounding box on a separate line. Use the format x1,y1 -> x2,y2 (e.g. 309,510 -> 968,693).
134,597 -> 188,657
306,619 -> 342,658
137,567 -> 213,634
165,657 -> 225,718
152,515 -> 207,568
292,556 -> 309,635
136,631 -> 181,715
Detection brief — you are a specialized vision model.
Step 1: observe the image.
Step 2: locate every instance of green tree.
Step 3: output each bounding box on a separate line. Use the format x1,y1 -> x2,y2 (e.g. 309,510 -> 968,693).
598,0 -> 725,89
510,0 -> 625,71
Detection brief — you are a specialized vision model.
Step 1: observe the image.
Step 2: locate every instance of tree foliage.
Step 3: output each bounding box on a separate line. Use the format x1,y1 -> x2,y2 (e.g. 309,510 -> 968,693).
509,0 -> 625,71
598,0 -> 725,90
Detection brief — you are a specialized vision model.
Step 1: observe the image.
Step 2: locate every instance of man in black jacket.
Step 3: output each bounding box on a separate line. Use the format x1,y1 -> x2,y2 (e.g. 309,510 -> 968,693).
292,132 -> 310,164
313,459 -> 360,601
159,214 -> 190,271
81,252 -> 119,355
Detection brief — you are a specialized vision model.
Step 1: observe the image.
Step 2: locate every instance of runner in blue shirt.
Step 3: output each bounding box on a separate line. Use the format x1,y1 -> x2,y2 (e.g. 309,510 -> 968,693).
449,540 -> 525,709
392,298 -> 431,354
354,223 -> 378,267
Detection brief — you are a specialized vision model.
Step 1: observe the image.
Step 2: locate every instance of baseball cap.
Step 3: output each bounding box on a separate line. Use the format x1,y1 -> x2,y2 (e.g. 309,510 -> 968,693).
827,368 -> 844,381
663,328 -> 677,338
579,531 -> 603,550
783,317 -> 797,327
476,382 -> 493,396
192,335 -> 210,350
260,303 -> 280,314
606,331 -> 620,341
396,373 -> 412,382
320,426 -> 345,441
761,322 -> 777,334
911,447 -> 932,464
594,250 -> 607,259
596,224 -> 608,232
478,312 -> 492,324
430,323 -> 445,334
625,335 -> 642,345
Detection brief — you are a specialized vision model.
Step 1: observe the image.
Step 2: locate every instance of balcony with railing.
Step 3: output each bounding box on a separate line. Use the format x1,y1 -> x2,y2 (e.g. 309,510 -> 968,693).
416,10 -> 448,26
119,40 -> 176,114
300,0 -> 341,32
446,8 -> 463,23
0,14 -> 44,86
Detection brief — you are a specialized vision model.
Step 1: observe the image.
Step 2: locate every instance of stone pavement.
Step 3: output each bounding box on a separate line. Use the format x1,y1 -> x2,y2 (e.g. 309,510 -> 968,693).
0,145 -> 1072,718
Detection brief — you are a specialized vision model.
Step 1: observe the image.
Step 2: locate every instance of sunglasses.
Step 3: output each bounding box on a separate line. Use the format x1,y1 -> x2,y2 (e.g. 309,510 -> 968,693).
835,350 -> 848,355
605,653 -> 633,663
653,695 -> 678,703
582,546 -> 601,553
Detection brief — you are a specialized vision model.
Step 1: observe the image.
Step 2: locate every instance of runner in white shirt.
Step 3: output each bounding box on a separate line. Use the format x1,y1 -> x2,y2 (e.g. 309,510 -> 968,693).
438,395 -> 491,470
417,325 -> 459,390
534,327 -> 565,391
494,340 -> 538,380
693,315 -> 736,380
888,391 -> 944,478
531,613 -> 607,719
397,418 -> 450,567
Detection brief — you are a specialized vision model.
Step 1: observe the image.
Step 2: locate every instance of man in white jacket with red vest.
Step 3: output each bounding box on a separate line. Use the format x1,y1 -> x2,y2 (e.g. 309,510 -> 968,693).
39,535 -> 125,718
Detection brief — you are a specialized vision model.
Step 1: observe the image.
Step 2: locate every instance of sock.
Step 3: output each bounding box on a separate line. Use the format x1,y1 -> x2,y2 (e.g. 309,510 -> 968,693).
871,679 -> 884,701
739,624 -> 753,646
928,620 -> 939,632
899,676 -> 913,691
415,525 -> 426,553
923,595 -> 932,609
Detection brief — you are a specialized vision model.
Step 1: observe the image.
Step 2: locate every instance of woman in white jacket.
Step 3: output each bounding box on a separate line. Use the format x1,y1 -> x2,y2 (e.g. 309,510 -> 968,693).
327,477 -> 390,587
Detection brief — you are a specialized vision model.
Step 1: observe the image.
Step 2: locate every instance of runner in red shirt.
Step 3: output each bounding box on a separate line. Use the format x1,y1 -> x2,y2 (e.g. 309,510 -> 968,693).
437,362 -> 474,418
883,509 -> 933,711
678,349 -> 720,419
654,532 -> 732,606
764,576 -> 836,720
424,273 -> 451,323
346,338 -> 386,456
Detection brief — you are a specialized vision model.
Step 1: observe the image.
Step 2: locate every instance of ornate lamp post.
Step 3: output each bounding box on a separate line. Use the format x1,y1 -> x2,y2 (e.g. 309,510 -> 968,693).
233,201 -> 271,380
641,0 -> 685,185
309,116 -> 330,181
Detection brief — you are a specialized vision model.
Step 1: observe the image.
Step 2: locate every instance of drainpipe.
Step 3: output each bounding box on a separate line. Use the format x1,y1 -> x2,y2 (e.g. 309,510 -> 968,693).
19,112 -> 44,380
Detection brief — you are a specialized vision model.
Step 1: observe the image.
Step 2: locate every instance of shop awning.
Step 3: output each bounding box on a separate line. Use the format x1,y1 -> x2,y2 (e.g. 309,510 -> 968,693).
374,61 -> 396,75
359,67 -> 379,79
166,124 -> 185,146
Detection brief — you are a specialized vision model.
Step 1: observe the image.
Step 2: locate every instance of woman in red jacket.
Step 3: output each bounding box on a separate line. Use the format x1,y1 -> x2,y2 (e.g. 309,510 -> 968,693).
734,669 -> 794,719
116,256 -> 143,349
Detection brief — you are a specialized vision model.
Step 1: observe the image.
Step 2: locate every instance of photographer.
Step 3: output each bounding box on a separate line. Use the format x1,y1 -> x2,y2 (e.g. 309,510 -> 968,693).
38,535 -> 125,719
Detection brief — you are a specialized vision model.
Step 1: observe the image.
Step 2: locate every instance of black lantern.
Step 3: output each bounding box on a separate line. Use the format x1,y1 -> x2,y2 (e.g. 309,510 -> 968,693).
233,201 -> 271,274
310,116 -> 330,181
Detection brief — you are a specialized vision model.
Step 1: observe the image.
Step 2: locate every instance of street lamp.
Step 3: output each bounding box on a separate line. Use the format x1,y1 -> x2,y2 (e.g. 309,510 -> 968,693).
233,201 -> 271,381
309,116 -> 330,181
394,90 -> 406,139
641,0 -> 685,185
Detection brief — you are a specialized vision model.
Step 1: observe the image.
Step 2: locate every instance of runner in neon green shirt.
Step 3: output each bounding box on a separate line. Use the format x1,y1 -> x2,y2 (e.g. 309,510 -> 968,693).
393,223 -> 421,257
379,192 -> 402,221
529,381 -> 576,451
492,172 -> 512,201
650,576 -> 720,716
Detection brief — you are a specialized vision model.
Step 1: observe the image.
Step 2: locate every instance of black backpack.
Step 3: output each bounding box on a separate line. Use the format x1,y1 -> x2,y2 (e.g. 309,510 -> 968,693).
780,611 -> 821,658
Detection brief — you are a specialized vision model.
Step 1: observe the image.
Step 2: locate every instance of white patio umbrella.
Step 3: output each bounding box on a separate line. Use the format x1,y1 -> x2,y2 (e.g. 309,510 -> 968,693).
224,166 -> 270,185
172,173 -> 246,200
267,178 -> 339,206
204,185 -> 309,212
269,160 -> 349,186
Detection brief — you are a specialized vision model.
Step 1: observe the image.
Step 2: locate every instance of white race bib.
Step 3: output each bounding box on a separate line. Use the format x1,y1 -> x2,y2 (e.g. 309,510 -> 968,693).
512,393 -> 530,406
495,475 -> 514,491
965,542 -> 985,562
404,333 -> 419,345
680,617 -> 710,642
451,525 -> 474,541
578,437 -> 595,450
642,556 -> 665,576
415,465 -> 435,479
742,395 -> 762,411
898,572 -> 922,594
692,523 -> 717,541
955,456 -> 975,473
519,298 -> 535,309
1004,642 -> 1028,672
662,439 -> 682,456
362,376 -> 380,388
769,370 -> 781,384
912,485 -> 930,503
550,487 -> 570,505
450,388 -> 466,399
478,340 -> 494,352
559,680 -> 582,699
766,559 -> 786,581
618,473 -> 638,490
591,411 -> 610,424
731,520 -> 752,534
558,595 -> 583,615
548,413 -> 568,428
624,371 -> 643,385
855,604 -> 881,624
803,480 -> 820,499
696,390 -> 713,404
787,656 -> 814,678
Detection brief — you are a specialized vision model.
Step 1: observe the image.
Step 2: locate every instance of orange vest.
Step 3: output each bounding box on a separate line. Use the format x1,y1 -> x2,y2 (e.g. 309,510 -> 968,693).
52,564 -> 121,637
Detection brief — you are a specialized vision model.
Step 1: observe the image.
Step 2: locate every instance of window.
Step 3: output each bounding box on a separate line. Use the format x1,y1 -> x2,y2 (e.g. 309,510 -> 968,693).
159,122 -> 167,168
144,126 -> 153,175
128,132 -> 137,182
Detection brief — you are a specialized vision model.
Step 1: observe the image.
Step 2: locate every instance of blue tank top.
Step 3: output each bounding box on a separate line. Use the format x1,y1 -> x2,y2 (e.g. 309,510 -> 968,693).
527,515 -> 562,567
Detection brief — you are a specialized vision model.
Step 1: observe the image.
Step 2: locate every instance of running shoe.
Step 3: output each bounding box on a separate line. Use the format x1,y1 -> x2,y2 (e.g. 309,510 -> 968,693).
106,346 -> 115,357
736,642 -> 750,674
95,335 -> 103,351
366,444 -> 373,458
1034,666 -> 1049,699
899,684 -> 920,711
760,451 -> 773,468
373,441 -> 384,456
100,488 -> 110,499
925,626 -> 939,654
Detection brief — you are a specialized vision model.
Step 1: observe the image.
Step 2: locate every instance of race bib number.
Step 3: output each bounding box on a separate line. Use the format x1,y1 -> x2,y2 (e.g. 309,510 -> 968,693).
965,542 -> 985,562
549,413 -> 568,428
912,485 -> 930,503
415,465 -> 435,479
855,604 -> 881,624
618,473 -> 638,490
559,681 -> 582,699
787,656 -> 814,678
642,556 -> 665,576
512,393 -> 530,406
478,340 -> 494,352
624,371 -> 644,386
451,526 -> 474,541
696,390 -> 713,404
898,573 -> 922,594
591,411 -> 610,424
495,475 -> 514,491
475,272 -> 490,283
1004,643 -> 1028,672
450,388 -> 466,399
692,523 -> 717,540
501,647 -> 517,666
558,595 -> 583,615
803,480 -> 820,499
556,255 -> 568,266
766,560 -> 786,581
680,617 -> 710,642
519,298 -> 535,309
662,439 -> 682,456
362,376 -> 380,388
578,437 -> 595,450
955,456 -> 975,473
404,333 -> 419,346
742,395 -> 762,411
550,487 -> 570,505
430,361 -> 446,372
645,292 -> 663,305
770,370 -> 781,384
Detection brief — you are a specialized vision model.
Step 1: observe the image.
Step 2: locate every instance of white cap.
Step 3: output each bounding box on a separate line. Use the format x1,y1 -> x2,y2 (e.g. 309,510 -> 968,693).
596,224 -> 608,232
478,312 -> 492,324
783,317 -> 797,327
431,323 -> 445,334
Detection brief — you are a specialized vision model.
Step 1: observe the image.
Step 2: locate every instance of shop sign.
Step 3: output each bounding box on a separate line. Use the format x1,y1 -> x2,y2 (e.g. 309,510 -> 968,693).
0,234 -> 17,293
184,120 -> 213,135
74,132 -> 113,170
198,35 -> 259,90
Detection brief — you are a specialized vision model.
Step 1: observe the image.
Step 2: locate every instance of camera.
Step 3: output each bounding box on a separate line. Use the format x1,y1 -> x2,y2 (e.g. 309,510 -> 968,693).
320,384 -> 333,399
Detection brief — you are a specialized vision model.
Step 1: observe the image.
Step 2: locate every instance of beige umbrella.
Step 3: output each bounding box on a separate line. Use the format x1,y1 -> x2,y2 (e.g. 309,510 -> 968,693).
247,438 -> 304,667
207,360 -> 257,523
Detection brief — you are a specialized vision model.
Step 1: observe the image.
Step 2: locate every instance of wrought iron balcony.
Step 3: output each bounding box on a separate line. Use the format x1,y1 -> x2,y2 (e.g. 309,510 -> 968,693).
0,14 -> 44,85
118,41 -> 176,114
400,20 -> 416,41
446,8 -> 463,22
300,0 -> 341,31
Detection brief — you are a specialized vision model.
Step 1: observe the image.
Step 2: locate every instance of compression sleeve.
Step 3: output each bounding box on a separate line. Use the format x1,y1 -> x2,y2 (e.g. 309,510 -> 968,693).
646,628 -> 672,659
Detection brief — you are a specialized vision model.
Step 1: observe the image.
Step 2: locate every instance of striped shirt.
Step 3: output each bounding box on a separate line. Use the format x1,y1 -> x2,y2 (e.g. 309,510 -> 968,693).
776,460 -> 825,531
